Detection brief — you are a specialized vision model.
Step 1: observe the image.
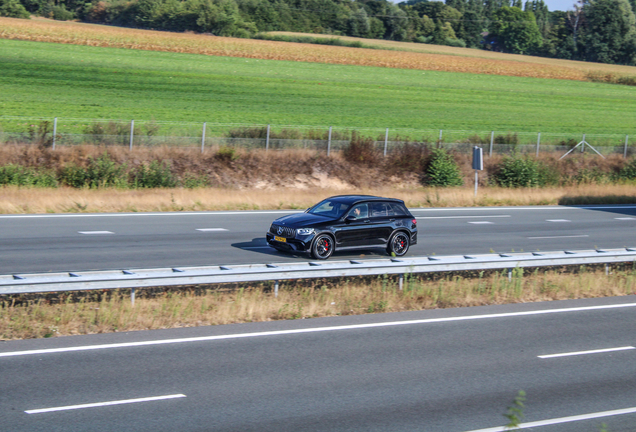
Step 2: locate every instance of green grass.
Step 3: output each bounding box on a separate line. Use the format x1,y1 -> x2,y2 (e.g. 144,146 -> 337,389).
1,38 -> 636,134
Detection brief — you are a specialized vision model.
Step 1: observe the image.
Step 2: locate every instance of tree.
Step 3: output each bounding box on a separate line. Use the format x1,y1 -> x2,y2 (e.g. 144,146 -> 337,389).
486,6 -> 543,53
583,0 -> 636,64
0,0 -> 30,17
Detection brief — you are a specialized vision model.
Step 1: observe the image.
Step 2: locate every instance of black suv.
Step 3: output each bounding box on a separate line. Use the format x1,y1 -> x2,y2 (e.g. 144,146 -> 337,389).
266,195 -> 417,260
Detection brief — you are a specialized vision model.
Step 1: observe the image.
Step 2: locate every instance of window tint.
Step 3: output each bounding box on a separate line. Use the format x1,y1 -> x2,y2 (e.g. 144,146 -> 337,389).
349,203 -> 368,218
389,203 -> 408,216
308,199 -> 349,218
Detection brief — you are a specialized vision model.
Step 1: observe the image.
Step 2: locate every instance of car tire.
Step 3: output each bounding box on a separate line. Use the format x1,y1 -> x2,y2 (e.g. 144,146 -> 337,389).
387,231 -> 410,257
311,234 -> 334,260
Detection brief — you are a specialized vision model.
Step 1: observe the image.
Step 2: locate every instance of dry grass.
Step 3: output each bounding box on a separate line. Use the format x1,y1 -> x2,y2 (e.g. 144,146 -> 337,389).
2,184 -> 636,214
2,17 -> 636,81
2,267 -> 635,340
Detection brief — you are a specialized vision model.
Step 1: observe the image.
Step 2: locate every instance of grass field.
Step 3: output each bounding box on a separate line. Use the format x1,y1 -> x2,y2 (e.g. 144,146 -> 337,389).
1,19 -> 636,134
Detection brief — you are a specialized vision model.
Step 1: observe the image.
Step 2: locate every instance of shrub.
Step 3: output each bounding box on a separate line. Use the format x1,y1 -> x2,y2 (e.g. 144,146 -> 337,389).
342,132 -> 379,164
423,148 -> 464,187
59,164 -> 89,188
616,158 -> 636,181
131,161 -> 176,188
387,141 -> 431,174
494,155 -> 545,187
0,164 -> 57,187
215,146 -> 239,163
85,153 -> 128,188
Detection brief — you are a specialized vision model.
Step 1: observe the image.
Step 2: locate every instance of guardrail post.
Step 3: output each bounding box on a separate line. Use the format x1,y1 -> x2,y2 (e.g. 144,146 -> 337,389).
606,264 -> 609,275
131,287 -> 135,305
274,280 -> 279,298
508,268 -> 512,281
327,126 -> 332,156
489,131 -> 494,156
536,132 -> 541,157
52,117 -> 57,150
384,128 -> 389,157
201,122 -> 206,153
399,274 -> 404,290
129,120 -> 134,151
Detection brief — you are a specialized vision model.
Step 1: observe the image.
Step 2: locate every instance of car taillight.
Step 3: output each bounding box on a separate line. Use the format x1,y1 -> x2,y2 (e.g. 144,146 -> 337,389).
412,219 -> 417,225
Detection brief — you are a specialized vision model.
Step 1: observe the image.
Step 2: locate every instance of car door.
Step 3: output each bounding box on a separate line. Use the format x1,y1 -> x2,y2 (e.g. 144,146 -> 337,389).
367,202 -> 396,245
333,203 -> 372,247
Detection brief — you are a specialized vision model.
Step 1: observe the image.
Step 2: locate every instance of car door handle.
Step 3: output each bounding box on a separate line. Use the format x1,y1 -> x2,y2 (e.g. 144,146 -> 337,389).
390,219 -> 395,222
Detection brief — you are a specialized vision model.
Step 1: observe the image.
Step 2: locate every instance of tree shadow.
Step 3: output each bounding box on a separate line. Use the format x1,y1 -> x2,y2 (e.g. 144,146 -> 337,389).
558,196 -> 636,217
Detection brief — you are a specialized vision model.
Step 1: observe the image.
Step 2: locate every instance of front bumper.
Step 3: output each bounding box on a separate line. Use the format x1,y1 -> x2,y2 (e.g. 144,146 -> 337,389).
266,232 -> 313,253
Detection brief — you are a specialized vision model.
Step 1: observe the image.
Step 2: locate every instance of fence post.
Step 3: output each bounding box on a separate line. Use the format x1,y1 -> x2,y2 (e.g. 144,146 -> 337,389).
439,129 -> 443,145
327,126 -> 332,156
266,124 -> 270,152
52,117 -> 57,150
129,120 -> 134,151
489,131 -> 494,156
536,132 -> 541,157
384,127 -> 389,157
625,135 -> 629,158
581,133 -> 585,153
201,122 -> 206,153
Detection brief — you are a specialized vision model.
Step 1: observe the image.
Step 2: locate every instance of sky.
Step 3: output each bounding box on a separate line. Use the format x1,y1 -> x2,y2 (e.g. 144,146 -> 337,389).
542,0 -> 575,11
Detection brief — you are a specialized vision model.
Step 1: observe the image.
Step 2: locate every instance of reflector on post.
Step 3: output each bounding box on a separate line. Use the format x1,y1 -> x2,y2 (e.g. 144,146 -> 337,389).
472,146 -> 483,171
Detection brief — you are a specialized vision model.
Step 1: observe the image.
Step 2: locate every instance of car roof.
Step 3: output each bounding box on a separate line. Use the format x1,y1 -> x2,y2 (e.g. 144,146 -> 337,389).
326,195 -> 404,205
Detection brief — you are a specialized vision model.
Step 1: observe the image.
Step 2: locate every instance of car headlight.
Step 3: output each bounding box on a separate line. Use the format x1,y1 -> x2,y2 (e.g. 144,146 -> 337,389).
296,228 -> 315,236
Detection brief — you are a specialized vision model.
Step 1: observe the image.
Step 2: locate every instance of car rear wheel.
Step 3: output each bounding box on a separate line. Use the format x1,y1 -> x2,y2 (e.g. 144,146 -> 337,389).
387,232 -> 410,257
311,234 -> 334,260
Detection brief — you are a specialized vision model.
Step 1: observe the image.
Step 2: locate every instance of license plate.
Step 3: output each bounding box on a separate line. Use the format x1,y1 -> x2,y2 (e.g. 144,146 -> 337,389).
274,236 -> 287,242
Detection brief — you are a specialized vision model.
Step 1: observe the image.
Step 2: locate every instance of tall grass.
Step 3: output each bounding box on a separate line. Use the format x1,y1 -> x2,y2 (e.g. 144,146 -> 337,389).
2,266 -> 635,340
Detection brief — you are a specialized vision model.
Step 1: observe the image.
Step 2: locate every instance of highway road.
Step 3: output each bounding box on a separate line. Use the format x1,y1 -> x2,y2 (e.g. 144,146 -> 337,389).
2,297 -> 636,431
1,204 -> 636,274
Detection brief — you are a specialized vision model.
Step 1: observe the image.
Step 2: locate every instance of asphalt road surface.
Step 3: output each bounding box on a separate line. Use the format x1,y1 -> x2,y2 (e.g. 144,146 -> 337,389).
2,297 -> 636,431
1,204 -> 636,274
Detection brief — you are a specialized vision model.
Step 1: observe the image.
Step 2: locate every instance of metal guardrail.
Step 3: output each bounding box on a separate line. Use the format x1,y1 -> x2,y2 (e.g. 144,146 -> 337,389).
2,249 -> 636,301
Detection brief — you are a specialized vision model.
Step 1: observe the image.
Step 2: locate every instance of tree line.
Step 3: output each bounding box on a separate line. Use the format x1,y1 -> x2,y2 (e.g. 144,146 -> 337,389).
2,0 -> 636,65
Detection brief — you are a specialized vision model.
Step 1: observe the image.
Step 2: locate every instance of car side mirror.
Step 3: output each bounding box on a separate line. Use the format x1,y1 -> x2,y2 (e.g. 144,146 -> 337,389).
345,215 -> 356,223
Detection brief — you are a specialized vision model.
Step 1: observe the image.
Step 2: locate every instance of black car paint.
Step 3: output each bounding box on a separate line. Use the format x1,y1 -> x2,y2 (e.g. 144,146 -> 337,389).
266,195 -> 417,258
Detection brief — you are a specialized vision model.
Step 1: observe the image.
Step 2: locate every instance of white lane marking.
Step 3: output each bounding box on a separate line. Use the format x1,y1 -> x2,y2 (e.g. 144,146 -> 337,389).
1,302 -> 636,358
416,215 -> 510,220
547,219 -> 571,222
616,217 -> 636,220
25,394 -> 186,414
196,228 -> 228,232
539,346 -> 635,359
468,221 -> 494,225
527,235 -> 589,239
462,406 -> 636,432
78,231 -> 114,235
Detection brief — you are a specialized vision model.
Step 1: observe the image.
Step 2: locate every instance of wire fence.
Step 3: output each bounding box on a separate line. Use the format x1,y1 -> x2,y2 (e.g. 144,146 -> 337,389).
1,116 -> 634,157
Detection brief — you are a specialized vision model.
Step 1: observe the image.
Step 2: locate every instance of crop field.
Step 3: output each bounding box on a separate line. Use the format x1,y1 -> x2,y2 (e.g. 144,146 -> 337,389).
1,18 -> 636,134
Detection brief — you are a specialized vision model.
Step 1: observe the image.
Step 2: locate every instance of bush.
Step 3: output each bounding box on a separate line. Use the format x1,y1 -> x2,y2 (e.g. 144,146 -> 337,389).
0,165 -> 57,187
131,161 -> 176,188
342,132 -> 379,164
59,164 -> 89,188
85,153 -> 128,188
423,148 -> 463,187
494,155 -> 547,187
616,158 -> 636,181
51,4 -> 73,20
215,146 -> 239,163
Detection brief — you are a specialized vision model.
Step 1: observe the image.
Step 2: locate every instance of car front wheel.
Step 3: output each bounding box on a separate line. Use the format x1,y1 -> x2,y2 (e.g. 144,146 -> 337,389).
311,234 -> 334,260
387,232 -> 410,257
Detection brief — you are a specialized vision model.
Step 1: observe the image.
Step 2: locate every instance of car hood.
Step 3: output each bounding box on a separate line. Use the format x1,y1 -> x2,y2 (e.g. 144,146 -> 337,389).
273,212 -> 334,228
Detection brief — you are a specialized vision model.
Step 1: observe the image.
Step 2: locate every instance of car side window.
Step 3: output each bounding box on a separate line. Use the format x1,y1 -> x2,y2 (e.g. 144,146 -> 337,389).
349,203 -> 368,219
388,203 -> 407,216
370,202 -> 391,217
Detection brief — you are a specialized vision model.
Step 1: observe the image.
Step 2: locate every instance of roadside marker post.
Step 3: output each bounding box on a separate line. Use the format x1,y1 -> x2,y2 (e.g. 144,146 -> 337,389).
472,146 -> 483,197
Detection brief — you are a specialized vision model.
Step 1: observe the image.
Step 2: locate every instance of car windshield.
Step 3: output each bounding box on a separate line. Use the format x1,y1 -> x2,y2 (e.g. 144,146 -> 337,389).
307,199 -> 350,219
